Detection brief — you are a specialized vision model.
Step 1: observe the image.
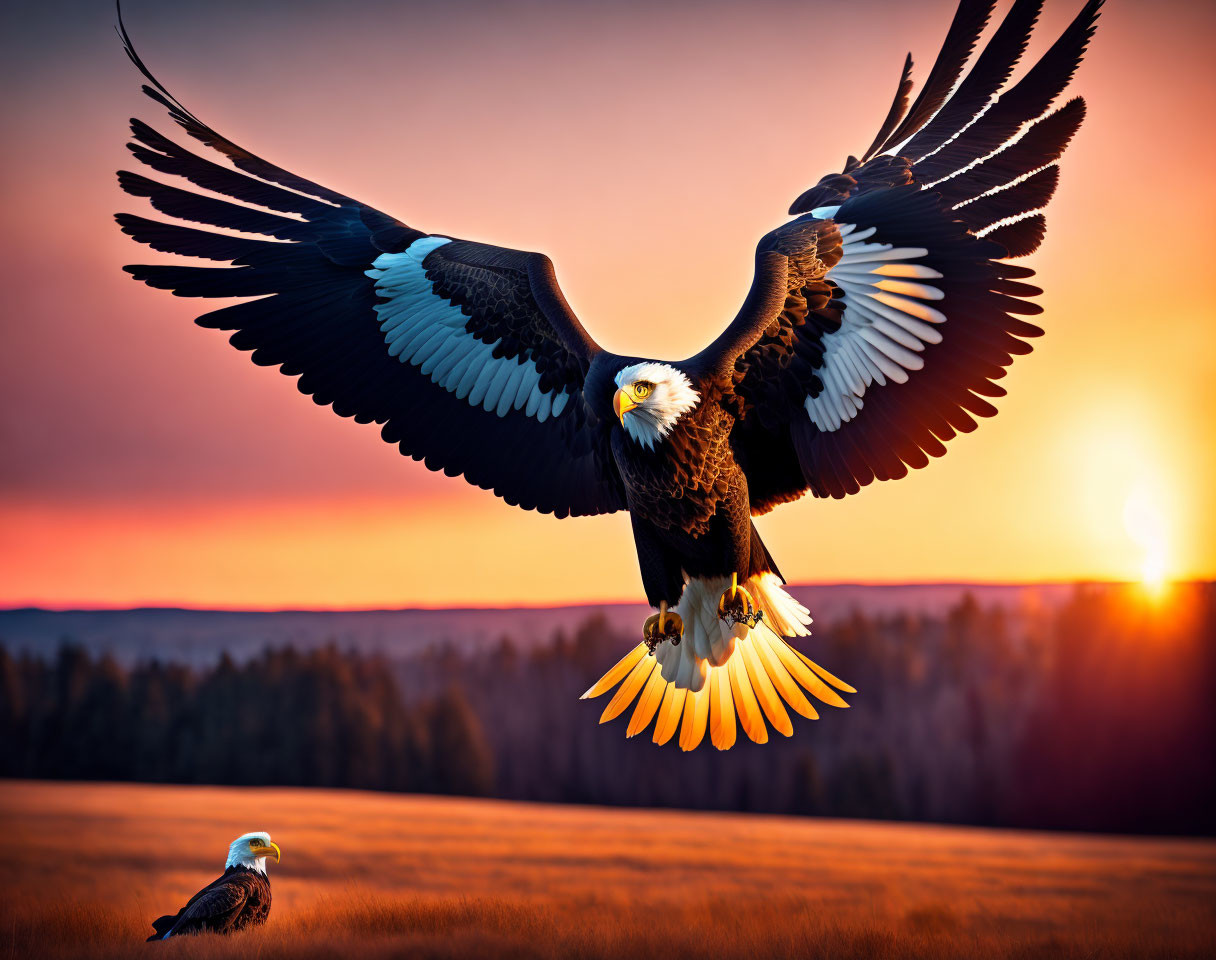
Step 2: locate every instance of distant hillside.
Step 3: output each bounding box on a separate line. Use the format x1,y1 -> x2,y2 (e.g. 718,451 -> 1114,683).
0,583 -> 1077,665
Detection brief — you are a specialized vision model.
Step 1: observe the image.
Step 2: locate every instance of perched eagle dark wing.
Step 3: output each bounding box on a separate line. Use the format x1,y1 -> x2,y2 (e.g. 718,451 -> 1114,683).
115,17 -> 624,519
147,869 -> 267,940
695,0 -> 1101,509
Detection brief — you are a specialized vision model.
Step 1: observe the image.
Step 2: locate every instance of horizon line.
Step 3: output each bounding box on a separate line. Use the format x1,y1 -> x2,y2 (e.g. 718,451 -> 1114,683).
4,579 -> 1208,615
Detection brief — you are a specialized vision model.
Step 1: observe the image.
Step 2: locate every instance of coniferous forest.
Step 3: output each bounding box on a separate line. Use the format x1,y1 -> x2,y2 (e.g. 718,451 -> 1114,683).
2,584 -> 1212,835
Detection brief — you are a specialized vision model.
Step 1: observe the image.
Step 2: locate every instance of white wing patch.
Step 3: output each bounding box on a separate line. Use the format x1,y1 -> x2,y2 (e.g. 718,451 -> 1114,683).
366,237 -> 571,421
804,222 -> 946,432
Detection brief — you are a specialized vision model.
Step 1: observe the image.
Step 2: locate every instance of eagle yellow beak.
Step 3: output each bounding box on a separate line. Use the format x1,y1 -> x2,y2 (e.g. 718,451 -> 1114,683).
258,842 -> 281,863
613,387 -> 639,422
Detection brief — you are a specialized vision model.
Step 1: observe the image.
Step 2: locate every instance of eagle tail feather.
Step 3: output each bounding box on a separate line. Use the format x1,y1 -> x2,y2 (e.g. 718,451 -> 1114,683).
583,574 -> 853,750
147,914 -> 178,941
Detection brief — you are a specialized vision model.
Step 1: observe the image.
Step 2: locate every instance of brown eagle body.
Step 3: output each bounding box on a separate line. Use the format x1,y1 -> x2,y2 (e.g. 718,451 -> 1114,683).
147,832 -> 279,941
147,866 -> 271,941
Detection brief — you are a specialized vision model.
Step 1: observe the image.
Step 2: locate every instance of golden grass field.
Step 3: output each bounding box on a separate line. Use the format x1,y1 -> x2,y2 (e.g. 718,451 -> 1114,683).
2,781 -> 1213,959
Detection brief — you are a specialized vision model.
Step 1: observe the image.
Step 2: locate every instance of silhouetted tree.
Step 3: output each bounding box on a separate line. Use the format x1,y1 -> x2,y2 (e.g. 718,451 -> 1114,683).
427,687 -> 495,797
791,753 -> 826,816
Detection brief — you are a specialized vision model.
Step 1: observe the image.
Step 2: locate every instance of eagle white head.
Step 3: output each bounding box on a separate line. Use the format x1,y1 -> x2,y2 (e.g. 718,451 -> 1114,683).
225,831 -> 281,874
613,362 -> 700,449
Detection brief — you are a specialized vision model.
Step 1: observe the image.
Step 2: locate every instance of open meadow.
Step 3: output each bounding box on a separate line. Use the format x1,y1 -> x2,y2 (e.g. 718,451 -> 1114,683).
1,780 -> 1213,959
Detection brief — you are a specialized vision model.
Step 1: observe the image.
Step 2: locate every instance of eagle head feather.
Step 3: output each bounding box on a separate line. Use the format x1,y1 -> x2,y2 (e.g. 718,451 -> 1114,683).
613,362 -> 699,450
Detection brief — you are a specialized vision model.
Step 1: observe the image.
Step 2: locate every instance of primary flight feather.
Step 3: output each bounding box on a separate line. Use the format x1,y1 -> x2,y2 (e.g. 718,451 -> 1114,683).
114,0 -> 1102,750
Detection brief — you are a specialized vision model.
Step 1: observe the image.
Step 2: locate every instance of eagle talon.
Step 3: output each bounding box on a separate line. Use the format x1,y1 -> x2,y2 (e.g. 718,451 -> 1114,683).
722,607 -> 764,629
718,575 -> 763,628
642,605 -> 684,653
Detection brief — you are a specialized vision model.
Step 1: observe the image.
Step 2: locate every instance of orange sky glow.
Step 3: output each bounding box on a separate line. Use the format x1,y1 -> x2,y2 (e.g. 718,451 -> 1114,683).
1,0 -> 1213,609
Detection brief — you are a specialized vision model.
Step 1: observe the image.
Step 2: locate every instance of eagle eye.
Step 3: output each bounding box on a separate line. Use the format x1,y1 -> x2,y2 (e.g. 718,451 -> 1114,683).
633,381 -> 653,399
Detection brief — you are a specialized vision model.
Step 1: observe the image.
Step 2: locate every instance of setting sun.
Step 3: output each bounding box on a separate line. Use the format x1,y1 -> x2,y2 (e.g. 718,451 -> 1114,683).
1124,483 -> 1170,591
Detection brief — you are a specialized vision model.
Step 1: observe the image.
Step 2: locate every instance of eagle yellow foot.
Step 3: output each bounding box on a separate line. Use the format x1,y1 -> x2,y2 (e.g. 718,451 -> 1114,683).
642,603 -> 684,654
718,573 -> 764,629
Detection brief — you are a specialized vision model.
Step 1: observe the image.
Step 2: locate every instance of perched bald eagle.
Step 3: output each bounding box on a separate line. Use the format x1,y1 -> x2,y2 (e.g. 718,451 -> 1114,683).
147,832 -> 279,940
115,0 -> 1100,750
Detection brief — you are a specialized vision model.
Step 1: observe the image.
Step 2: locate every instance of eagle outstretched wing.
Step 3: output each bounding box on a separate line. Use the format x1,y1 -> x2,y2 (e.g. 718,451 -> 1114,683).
115,17 -> 625,519
697,0 -> 1102,508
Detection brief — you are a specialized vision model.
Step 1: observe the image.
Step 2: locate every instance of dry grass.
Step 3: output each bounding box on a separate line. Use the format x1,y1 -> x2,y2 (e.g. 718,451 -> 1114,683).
1,781 -> 1213,959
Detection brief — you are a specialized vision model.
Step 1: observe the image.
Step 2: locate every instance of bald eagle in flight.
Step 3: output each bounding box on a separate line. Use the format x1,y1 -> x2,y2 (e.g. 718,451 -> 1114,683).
115,0 -> 1101,750
147,832 -> 279,940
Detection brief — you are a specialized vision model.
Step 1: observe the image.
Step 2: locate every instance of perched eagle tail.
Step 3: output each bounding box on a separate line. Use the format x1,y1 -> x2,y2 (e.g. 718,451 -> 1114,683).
582,574 -> 854,750
147,914 -> 178,941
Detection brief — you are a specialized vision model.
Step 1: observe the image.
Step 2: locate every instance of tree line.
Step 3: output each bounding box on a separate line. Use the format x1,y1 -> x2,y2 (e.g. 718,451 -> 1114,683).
0,645 -> 493,797
2,583 -> 1212,834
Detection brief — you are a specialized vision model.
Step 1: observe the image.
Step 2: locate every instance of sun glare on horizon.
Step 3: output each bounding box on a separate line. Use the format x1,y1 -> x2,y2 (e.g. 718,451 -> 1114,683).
1123,483 -> 1170,593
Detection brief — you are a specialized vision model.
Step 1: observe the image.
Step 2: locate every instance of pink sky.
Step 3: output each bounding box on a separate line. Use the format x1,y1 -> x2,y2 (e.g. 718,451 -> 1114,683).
1,0 -> 1213,608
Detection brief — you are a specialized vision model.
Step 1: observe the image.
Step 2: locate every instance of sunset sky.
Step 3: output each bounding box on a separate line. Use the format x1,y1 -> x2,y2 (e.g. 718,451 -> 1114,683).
1,0 -> 1213,609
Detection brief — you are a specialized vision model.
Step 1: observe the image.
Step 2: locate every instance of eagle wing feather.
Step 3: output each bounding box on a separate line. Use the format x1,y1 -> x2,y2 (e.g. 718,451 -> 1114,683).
147,870 -> 264,940
115,12 -> 624,519
706,0 -> 1102,510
